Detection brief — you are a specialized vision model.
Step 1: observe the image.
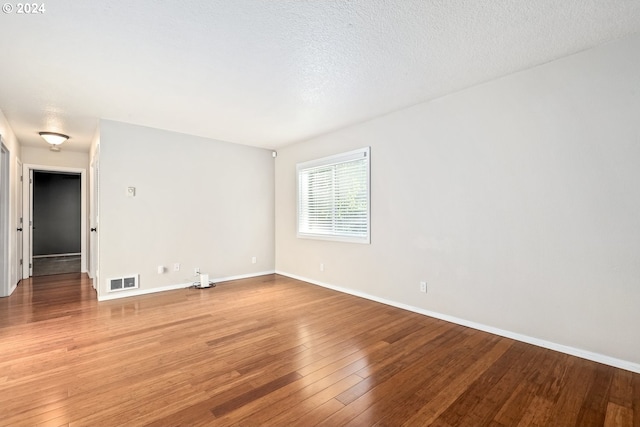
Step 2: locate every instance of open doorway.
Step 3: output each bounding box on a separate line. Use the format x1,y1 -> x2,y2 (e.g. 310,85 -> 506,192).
22,164 -> 87,279
31,171 -> 81,276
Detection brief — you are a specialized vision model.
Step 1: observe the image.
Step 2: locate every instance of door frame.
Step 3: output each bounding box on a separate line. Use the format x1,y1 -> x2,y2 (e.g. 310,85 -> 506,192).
0,141 -> 9,297
89,148 -> 99,288
16,158 -> 23,284
22,164 -> 87,278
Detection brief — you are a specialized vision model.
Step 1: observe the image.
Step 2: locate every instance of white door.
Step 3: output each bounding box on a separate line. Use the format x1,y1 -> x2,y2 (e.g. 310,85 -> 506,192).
90,151 -> 100,289
16,159 -> 23,283
21,164 -> 29,279
28,169 -> 33,277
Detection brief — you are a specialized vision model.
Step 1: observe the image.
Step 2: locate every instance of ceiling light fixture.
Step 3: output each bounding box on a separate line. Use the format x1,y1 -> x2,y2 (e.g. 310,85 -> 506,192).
39,131 -> 69,146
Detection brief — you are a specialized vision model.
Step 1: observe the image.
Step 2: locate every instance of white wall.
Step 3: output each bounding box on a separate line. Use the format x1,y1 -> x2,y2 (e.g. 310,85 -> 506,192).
98,120 -> 274,298
21,146 -> 89,170
0,109 -> 22,295
275,34 -> 640,368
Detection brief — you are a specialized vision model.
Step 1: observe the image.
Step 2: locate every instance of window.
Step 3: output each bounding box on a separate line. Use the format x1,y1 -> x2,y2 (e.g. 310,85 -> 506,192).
297,147 -> 370,244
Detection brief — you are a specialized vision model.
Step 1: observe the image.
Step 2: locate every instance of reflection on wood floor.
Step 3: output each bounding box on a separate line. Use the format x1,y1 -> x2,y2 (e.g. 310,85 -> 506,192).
0,273 -> 638,426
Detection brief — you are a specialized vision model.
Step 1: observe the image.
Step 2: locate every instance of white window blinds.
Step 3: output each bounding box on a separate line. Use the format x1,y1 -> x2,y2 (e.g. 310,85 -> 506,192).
297,147 -> 370,244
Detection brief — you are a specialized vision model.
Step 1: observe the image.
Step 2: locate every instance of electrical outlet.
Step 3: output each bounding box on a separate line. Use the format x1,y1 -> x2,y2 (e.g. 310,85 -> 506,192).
194,267 -> 200,276
420,281 -> 427,293
251,256 -> 257,264
320,263 -> 324,272
173,263 -> 180,272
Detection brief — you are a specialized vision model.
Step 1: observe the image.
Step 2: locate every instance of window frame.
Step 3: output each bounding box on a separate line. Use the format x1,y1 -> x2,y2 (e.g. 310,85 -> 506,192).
296,147 -> 370,244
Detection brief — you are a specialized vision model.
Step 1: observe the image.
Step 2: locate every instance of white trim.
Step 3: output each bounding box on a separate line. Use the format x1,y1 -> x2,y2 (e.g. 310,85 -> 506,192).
97,270 -> 276,301
0,141 -> 9,297
275,270 -> 640,374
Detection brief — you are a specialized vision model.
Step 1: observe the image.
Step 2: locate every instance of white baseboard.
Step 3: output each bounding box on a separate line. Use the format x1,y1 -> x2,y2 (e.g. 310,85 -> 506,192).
97,270 -> 275,302
275,270 -> 640,374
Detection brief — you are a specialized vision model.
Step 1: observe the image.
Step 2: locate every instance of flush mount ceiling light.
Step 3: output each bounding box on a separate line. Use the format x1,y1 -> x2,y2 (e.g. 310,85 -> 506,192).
39,131 -> 69,146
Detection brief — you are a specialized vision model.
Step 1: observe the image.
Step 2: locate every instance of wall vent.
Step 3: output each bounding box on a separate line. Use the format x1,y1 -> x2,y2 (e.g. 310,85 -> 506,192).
108,275 -> 139,292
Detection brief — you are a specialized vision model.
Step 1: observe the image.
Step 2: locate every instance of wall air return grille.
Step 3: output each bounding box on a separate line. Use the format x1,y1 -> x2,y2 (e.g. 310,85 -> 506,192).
108,275 -> 139,292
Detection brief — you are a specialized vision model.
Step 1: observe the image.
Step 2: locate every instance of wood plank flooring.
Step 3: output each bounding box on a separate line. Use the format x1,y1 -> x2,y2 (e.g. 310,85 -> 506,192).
32,256 -> 81,277
0,273 -> 638,426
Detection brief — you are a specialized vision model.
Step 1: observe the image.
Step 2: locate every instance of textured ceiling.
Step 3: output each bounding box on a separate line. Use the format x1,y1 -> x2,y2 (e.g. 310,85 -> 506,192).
1,0 -> 639,152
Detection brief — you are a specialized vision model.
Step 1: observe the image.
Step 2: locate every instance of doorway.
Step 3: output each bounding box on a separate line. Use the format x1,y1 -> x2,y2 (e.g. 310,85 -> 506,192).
32,171 -> 81,276
22,164 -> 87,279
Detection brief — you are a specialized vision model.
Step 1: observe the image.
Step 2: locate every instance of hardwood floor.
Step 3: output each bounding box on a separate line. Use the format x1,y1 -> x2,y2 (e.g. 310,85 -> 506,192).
32,255 -> 81,276
0,273 -> 638,426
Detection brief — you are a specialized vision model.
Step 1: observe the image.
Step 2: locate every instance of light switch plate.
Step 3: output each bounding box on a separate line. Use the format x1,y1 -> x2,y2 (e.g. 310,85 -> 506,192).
127,187 -> 136,197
